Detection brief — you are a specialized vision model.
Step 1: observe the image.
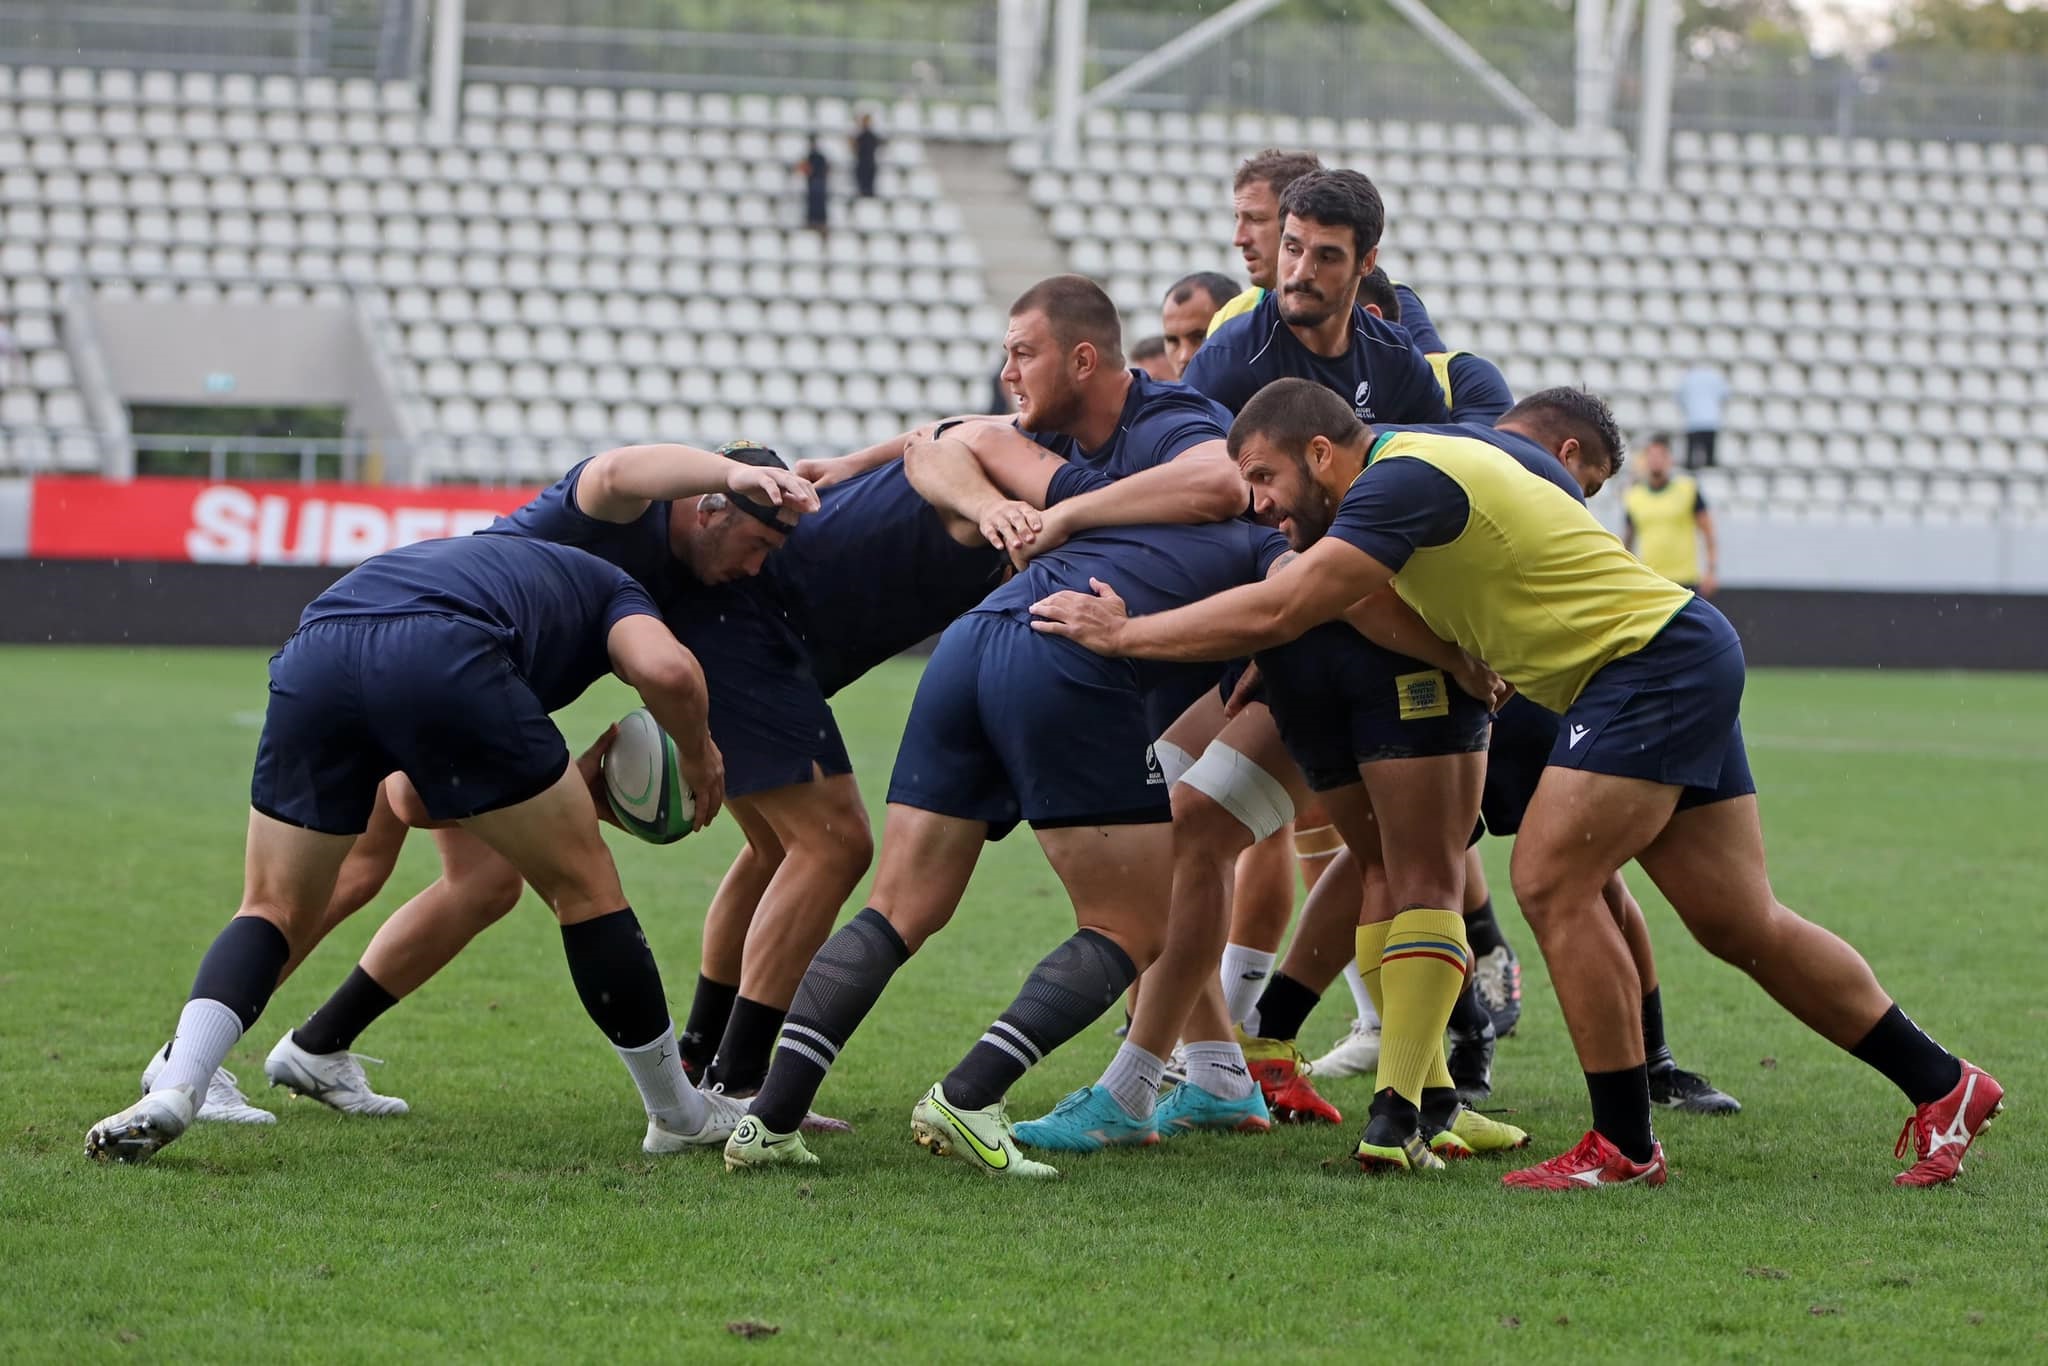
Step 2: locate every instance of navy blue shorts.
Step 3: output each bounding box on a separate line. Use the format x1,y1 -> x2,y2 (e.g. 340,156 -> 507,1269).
886,612 -> 1171,840
1550,598 -> 1756,810
1475,693 -> 1561,840
250,615 -> 568,835
1258,623 -> 1491,793
668,586 -> 852,800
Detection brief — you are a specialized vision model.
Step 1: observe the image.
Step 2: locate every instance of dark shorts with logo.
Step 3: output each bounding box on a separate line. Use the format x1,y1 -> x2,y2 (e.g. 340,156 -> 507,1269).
886,611 -> 1171,840
1257,622 -> 1491,793
1549,598 -> 1756,811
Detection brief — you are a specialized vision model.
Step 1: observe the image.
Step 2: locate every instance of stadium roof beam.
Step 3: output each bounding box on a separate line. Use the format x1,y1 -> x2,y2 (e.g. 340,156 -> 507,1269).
1377,0 -> 1561,132
1049,0 -> 1560,158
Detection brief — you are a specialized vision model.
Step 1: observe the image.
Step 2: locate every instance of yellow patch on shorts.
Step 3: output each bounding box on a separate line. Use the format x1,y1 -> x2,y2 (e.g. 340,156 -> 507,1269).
1395,669 -> 1450,721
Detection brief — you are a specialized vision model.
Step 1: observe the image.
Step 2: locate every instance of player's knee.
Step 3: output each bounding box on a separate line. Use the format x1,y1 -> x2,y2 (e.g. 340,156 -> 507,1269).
471,862 -> 526,922
1174,743 -> 1293,852
810,807 -> 874,882
1170,786 -> 1254,864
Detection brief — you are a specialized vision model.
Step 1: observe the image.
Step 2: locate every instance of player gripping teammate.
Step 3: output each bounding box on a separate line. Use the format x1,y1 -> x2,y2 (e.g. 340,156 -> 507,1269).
1034,377 -> 2001,1190
86,529 -> 790,1164
134,443 -> 815,1124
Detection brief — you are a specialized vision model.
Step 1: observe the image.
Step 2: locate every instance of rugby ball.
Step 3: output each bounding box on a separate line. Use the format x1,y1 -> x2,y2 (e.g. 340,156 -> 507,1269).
601,708 -> 695,844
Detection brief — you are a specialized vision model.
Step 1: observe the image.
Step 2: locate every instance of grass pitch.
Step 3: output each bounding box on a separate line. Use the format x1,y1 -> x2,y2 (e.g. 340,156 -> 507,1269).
2,647 -> 2044,1362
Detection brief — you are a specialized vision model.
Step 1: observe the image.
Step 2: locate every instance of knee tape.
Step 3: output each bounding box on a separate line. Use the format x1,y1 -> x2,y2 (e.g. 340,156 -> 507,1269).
1179,742 -> 1294,843
1152,739 -> 1196,789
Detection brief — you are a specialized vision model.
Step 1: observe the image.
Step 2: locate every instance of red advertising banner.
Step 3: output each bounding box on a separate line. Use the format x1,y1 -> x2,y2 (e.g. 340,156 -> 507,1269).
27,477 -> 541,566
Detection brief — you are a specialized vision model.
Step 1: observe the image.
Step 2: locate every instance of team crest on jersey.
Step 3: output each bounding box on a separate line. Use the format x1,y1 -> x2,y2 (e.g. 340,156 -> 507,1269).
1144,744 -> 1165,785
1352,380 -> 1373,419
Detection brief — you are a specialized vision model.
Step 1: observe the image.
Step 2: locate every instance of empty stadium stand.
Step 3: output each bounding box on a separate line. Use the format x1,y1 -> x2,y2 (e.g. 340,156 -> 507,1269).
2,63 -> 2045,539
0,67 -> 1001,477
1019,108 -> 2048,527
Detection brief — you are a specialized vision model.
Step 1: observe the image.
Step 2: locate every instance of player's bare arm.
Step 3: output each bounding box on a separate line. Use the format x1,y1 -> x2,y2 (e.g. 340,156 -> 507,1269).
1697,508 -> 1720,597
796,414 -> 1008,488
605,613 -> 724,830
1024,441 -> 1248,562
1343,589 -> 1505,706
902,429 -> 1045,552
1031,535 -> 1394,661
577,443 -> 819,524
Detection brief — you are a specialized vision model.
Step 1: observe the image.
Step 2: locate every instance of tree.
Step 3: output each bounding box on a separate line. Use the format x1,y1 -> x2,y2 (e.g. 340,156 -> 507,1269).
1888,0 -> 2048,54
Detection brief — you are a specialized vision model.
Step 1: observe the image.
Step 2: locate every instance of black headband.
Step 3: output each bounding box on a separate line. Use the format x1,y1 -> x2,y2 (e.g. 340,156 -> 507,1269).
714,441 -> 796,533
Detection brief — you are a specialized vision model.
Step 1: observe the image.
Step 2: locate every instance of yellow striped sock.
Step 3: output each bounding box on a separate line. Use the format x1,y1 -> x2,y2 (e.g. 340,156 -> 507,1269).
1376,908 -> 1471,1107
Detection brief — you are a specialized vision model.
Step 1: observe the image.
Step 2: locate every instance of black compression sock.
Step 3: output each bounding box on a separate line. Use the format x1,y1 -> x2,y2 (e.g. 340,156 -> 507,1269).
944,930 -> 1137,1111
294,965 -> 399,1055
1250,971 -> 1321,1042
678,973 -> 738,1078
189,916 -> 292,1031
1462,898 -> 1506,958
705,996 -> 787,1095
1585,1064 -> 1657,1163
1641,985 -> 1675,1071
1849,1004 -> 1963,1105
751,908 -> 909,1134
560,909 -> 672,1048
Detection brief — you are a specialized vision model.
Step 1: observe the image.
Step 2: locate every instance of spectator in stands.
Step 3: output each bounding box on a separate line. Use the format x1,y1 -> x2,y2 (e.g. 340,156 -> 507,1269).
1131,335 -> 1177,382
1624,434 -> 1719,597
1158,271 -> 1239,379
797,137 -> 830,233
1676,362 -> 1728,469
851,113 -> 883,199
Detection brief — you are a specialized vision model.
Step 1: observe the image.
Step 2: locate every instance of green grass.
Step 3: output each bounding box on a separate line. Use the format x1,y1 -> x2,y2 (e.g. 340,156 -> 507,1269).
3,648 -> 2045,1362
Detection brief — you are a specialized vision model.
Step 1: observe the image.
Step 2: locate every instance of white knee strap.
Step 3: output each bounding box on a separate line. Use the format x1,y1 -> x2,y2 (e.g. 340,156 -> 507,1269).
1151,739 -> 1196,789
1179,741 -> 1294,843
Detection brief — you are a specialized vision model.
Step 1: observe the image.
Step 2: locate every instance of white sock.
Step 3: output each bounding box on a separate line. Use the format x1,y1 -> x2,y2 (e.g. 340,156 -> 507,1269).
155,998 -> 243,1099
1182,1041 -> 1257,1100
1342,960 -> 1380,1028
1101,1041 -> 1164,1120
616,1023 -> 707,1134
1220,943 -> 1276,1025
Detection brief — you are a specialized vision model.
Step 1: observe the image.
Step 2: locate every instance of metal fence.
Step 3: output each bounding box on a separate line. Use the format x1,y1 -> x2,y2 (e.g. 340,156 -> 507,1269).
1,0 -> 2044,140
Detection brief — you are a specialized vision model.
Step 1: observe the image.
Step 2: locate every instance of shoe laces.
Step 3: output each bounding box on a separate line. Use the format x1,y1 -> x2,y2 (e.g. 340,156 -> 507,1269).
1346,1017 -> 1378,1040
335,1052 -> 384,1087
1046,1087 -> 1097,1118
207,1067 -> 250,1102
1531,1129 -> 1610,1175
1894,1106 -> 1937,1162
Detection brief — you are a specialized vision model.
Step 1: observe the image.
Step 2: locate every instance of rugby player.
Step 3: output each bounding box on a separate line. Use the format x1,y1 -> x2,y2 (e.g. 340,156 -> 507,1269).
1159,270 -> 1239,379
87,529 -> 772,1164
724,512 -> 1293,1180
133,443 -> 815,1123
1034,377 -> 2001,1190
1087,168 -> 1455,1129
1207,149 -> 1325,334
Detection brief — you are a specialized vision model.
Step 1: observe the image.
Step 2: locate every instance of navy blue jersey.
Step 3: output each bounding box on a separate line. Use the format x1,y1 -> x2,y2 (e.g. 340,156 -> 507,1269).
482,457 -> 681,600
978,518 -> 1290,697
763,460 -> 1009,696
1391,282 -> 1448,355
1443,353 -> 1515,426
1030,369 -> 1233,503
1181,291 -> 1451,424
300,534 -> 658,712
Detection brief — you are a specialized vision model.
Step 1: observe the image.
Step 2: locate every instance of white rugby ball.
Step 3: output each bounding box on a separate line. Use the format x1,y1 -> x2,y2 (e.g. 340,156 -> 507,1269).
601,707 -> 695,844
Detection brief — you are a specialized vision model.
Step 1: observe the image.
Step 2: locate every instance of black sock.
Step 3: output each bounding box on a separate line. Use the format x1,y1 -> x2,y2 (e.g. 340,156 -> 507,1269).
1420,1086 -> 1460,1131
293,965 -> 399,1055
1641,985 -> 1675,1071
560,908 -> 671,1048
705,996 -> 787,1095
678,973 -> 738,1078
188,916 -> 292,1031
1447,981 -> 1492,1037
1250,971 -> 1320,1042
1462,897 -> 1506,958
1368,1086 -> 1420,1134
944,929 -> 1138,1111
1849,1003 -> 1962,1105
1585,1065 -> 1657,1163
751,908 -> 909,1134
